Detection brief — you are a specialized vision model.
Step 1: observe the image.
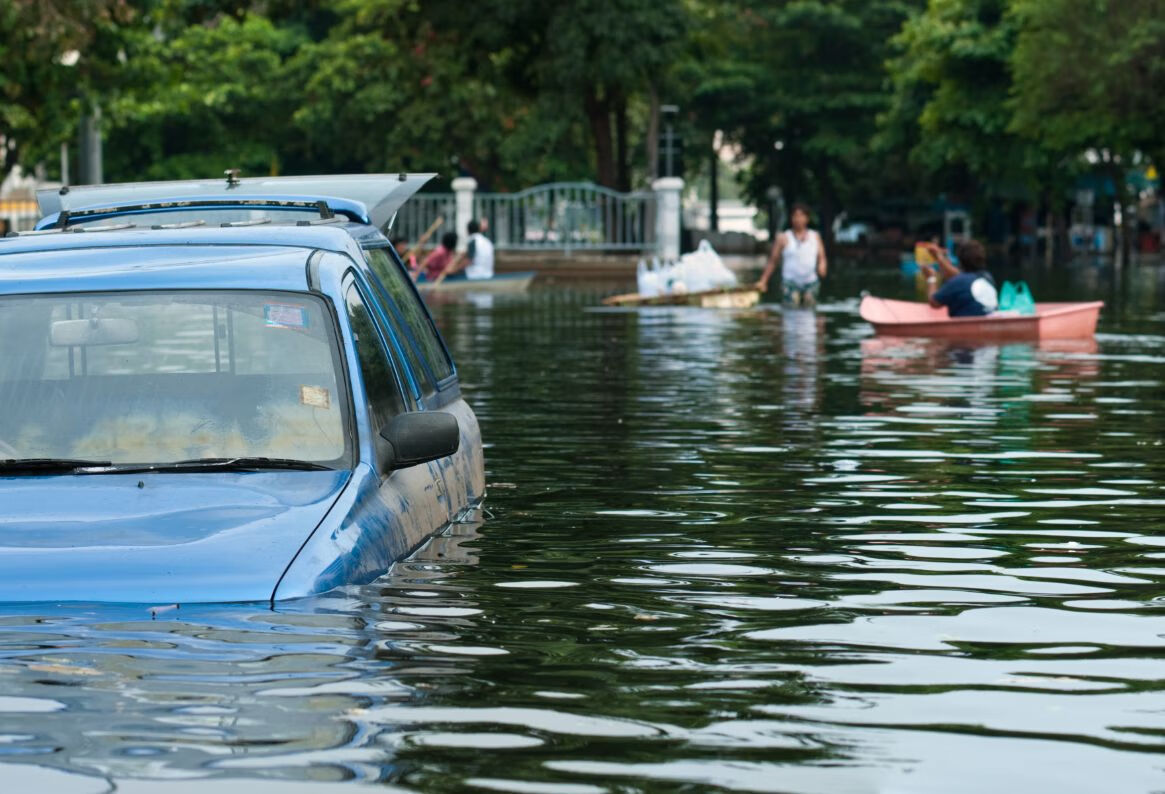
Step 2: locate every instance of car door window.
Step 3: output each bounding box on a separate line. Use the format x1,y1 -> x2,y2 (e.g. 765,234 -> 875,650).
364,247 -> 455,385
344,284 -> 406,449
357,257 -> 427,399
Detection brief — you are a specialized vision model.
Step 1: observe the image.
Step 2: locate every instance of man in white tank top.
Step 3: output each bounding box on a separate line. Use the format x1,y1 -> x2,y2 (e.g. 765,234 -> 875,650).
464,219 -> 494,280
756,203 -> 828,307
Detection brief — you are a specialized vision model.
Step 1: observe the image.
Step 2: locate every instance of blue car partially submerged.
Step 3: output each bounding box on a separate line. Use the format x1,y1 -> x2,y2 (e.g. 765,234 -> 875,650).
0,175 -> 484,603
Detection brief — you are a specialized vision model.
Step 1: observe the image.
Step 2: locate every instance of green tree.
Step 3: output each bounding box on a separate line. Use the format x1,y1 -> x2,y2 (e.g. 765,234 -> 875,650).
466,0 -> 689,190
687,0 -> 922,239
102,12 -> 305,181
1009,0 -> 1165,256
879,0 -> 1053,197
0,0 -> 132,180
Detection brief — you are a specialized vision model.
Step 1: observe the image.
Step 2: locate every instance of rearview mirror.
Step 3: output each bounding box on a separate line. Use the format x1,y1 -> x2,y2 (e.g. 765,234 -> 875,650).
50,318 -> 139,347
380,411 -> 459,469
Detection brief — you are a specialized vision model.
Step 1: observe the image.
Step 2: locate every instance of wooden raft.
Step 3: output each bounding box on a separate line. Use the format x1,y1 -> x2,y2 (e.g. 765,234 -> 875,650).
602,286 -> 761,309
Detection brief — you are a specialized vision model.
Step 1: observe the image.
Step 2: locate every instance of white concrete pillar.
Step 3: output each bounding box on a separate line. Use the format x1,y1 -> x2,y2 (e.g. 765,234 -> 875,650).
451,176 -> 477,252
653,176 -> 684,261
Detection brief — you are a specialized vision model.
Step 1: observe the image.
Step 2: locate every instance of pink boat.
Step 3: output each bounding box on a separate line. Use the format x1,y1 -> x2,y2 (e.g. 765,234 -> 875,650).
860,296 -> 1103,341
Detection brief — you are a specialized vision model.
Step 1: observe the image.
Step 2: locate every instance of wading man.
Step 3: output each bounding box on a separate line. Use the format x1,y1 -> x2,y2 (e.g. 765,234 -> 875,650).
756,203 -> 828,307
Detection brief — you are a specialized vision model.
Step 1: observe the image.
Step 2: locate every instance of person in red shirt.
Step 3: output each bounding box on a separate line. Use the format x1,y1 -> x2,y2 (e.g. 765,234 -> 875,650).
391,237 -> 417,271
415,232 -> 460,282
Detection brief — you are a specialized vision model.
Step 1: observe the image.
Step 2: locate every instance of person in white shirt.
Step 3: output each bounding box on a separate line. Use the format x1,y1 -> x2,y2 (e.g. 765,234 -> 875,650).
439,219 -> 495,282
756,203 -> 828,307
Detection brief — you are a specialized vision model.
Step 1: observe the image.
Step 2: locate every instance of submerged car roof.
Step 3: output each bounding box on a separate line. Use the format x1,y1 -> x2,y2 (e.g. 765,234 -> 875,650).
0,224 -> 384,295
37,173 -> 436,231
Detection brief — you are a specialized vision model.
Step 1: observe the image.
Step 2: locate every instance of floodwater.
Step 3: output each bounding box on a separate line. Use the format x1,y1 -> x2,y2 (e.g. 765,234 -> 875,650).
2,260 -> 1164,793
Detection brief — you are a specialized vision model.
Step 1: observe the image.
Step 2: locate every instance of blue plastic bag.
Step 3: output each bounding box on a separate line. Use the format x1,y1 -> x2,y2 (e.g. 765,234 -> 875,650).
1012,281 -> 1036,315
999,281 -> 1017,311
998,280 -> 1036,315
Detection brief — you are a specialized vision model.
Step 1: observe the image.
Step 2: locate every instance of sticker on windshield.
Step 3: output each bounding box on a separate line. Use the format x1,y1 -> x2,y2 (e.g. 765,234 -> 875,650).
265,303 -> 308,328
300,385 -> 331,409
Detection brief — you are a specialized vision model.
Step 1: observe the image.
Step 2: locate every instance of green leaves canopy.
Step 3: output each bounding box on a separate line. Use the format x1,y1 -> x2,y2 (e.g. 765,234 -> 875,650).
3,0 -> 1163,226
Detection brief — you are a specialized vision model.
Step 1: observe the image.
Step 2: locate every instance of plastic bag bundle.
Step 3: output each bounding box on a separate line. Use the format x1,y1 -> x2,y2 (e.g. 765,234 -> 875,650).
636,259 -> 661,298
999,281 -> 1016,311
674,240 -> 737,294
998,280 -> 1036,316
638,241 -> 736,297
1013,281 -> 1036,315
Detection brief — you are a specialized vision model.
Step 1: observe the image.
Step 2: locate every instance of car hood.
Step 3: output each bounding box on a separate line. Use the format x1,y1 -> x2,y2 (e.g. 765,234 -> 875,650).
0,470 -> 350,603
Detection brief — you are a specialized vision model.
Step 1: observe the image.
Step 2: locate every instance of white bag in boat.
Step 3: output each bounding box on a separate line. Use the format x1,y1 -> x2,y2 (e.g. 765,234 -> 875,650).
676,240 -> 736,293
637,259 -> 662,297
657,260 -> 675,294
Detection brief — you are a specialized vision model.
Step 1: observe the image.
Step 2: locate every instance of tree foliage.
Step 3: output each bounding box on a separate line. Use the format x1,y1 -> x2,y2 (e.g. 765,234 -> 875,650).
0,0 -> 133,171
1009,0 -> 1165,169
686,0 -> 923,230
3,0 -> 1163,230
879,0 -> 1048,196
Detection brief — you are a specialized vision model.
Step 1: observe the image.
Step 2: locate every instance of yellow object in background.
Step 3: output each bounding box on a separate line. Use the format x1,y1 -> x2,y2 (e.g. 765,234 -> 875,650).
914,243 -> 935,267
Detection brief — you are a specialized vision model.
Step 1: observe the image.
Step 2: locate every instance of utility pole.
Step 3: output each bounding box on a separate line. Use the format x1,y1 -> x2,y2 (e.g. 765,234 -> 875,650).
77,103 -> 103,185
660,105 -> 679,177
766,186 -> 784,242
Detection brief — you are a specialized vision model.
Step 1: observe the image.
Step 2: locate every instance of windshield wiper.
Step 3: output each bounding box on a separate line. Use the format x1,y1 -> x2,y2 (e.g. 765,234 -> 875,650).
0,458 -> 112,474
95,457 -> 335,474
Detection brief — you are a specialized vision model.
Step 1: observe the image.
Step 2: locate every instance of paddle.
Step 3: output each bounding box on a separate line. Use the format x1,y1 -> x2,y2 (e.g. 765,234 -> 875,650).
403,216 -> 444,264
433,251 -> 466,285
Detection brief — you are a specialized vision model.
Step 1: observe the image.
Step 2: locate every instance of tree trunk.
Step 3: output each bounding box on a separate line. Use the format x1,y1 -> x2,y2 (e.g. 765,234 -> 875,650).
1058,208 -> 1071,264
614,91 -> 630,193
1044,200 -> 1054,267
709,140 -> 719,233
818,178 -> 838,247
1108,161 -> 1133,264
1041,179 -> 1064,266
584,87 -> 616,189
645,84 -> 660,185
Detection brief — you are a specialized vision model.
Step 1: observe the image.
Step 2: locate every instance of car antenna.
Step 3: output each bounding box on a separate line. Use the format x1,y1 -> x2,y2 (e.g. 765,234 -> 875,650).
224,168 -> 241,188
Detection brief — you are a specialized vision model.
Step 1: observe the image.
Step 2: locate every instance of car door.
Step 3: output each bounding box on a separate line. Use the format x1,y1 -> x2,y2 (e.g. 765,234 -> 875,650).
360,246 -> 481,515
342,276 -> 451,553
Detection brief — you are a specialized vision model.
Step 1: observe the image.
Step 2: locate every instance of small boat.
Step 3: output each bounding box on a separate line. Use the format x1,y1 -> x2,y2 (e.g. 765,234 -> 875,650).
860,296 -> 1103,341
418,271 -> 536,295
603,285 -> 761,309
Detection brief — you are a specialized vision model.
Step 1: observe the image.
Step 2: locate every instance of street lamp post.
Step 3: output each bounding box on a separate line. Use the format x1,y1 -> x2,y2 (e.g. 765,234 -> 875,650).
766,186 -> 784,242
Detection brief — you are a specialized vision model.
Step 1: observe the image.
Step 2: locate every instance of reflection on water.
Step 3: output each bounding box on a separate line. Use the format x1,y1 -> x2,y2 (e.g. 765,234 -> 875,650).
2,267 -> 1165,792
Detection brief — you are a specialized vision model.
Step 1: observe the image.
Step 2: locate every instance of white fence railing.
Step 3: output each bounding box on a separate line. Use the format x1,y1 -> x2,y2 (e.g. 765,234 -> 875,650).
477,183 -> 655,252
390,182 -> 660,254
390,193 -> 456,245
5,178 -> 681,259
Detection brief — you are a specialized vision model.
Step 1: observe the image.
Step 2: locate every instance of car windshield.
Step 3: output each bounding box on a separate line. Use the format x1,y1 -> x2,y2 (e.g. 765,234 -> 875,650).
0,290 -> 351,467
66,207 -> 323,229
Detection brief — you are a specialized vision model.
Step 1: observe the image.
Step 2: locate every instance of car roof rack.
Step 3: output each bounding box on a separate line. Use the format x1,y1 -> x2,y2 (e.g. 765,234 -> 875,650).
150,220 -> 206,230
55,198 -> 336,230
220,218 -> 272,228
68,222 -> 137,233
3,215 -> 363,242
39,173 -> 436,231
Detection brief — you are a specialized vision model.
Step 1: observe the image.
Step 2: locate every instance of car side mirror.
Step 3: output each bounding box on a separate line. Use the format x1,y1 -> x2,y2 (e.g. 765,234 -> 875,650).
380,411 -> 460,469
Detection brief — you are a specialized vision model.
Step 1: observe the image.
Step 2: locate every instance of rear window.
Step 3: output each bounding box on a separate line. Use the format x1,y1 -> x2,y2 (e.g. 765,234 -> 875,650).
0,290 -> 350,466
